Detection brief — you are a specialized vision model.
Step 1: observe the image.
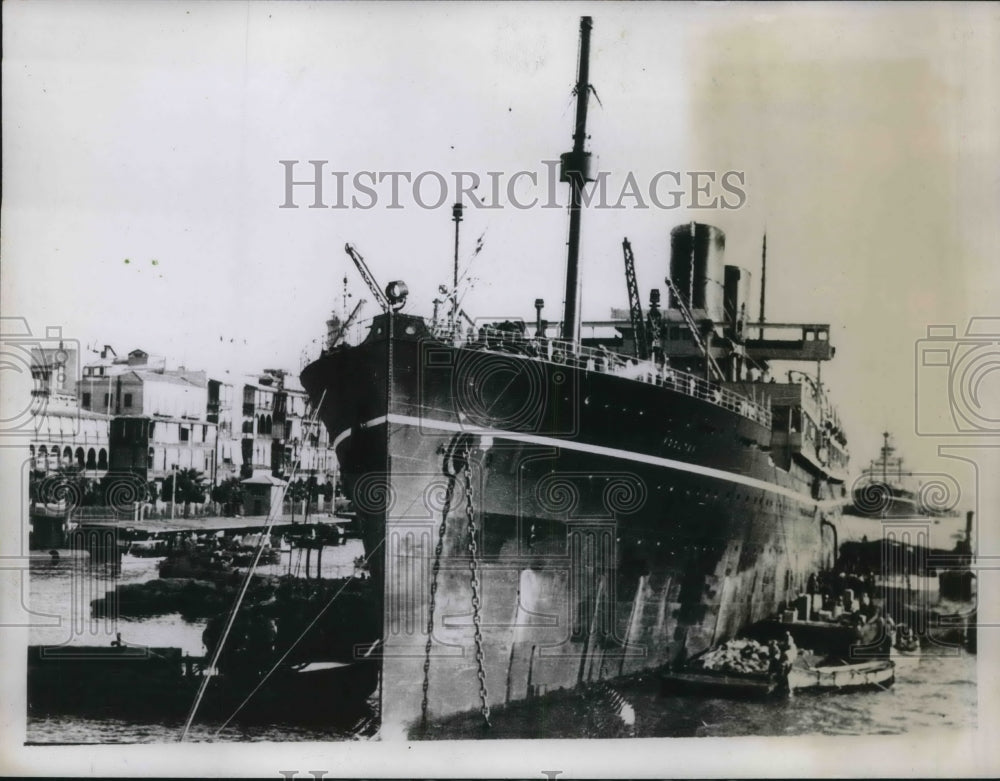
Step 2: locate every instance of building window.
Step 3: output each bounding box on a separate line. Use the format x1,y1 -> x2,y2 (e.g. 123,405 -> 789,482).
202,425 -> 207,442
83,393 -> 91,408
103,393 -> 110,408
124,393 -> 133,409
180,427 -> 189,442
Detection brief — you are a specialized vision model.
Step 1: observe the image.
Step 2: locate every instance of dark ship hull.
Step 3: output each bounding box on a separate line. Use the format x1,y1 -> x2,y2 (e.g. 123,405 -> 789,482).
301,320 -> 843,732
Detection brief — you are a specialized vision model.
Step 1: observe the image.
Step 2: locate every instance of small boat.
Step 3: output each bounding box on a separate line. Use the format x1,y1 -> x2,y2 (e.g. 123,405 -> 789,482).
661,668 -> 780,700
27,643 -> 378,725
787,658 -> 895,693
748,617 -> 887,660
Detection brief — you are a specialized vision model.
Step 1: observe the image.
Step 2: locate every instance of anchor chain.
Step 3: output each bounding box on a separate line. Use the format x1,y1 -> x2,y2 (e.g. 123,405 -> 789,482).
462,447 -> 492,727
420,437 -> 464,730
419,435 -> 491,731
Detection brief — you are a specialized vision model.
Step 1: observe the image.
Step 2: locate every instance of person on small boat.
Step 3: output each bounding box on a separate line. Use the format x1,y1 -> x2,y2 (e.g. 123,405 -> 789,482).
767,640 -> 783,677
858,592 -> 879,623
780,632 -> 798,680
895,623 -> 919,652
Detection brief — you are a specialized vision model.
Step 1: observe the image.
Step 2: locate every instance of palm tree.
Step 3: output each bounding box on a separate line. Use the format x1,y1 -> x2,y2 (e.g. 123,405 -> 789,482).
161,468 -> 207,518
29,466 -> 95,515
288,478 -> 308,522
211,477 -> 244,517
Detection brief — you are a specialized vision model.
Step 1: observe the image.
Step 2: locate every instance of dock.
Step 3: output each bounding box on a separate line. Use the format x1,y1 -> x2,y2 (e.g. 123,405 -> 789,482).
76,513 -> 354,536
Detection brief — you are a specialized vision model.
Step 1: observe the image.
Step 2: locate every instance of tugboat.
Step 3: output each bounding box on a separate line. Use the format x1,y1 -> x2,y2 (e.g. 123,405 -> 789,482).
300,16 -> 852,733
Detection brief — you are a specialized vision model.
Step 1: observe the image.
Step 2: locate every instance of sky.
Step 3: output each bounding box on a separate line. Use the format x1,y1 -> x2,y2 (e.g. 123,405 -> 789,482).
4,0 -> 1000,492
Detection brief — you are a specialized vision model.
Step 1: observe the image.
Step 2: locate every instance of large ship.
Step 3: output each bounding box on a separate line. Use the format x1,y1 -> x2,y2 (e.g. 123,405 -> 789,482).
301,17 -> 851,734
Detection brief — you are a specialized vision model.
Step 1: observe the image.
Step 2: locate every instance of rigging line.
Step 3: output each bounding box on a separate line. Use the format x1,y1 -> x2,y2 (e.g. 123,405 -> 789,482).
456,232 -> 487,283
211,535 -> 386,737
475,337 -> 538,419
179,389 -> 327,741
480,361 -> 533,420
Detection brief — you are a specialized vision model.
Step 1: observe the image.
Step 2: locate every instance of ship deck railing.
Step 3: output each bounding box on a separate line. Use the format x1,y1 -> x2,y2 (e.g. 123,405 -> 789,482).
433,324 -> 773,428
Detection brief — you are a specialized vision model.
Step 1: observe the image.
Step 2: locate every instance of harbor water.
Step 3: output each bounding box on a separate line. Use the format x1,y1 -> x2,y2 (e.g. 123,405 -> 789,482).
26,538 -> 976,743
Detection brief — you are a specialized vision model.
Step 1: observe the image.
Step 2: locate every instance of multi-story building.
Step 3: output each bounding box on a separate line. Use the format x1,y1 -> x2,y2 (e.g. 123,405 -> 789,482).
29,344 -> 110,476
109,415 -> 218,482
29,396 -> 110,475
76,348 -> 218,500
236,370 -> 337,487
208,378 -> 240,483
29,343 -> 338,507
239,374 -> 278,478
81,368 -> 207,420
277,375 -> 336,483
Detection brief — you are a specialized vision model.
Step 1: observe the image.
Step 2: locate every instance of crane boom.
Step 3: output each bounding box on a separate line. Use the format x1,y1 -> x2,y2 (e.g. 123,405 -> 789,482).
328,299 -> 367,349
621,239 -> 648,360
344,243 -> 389,312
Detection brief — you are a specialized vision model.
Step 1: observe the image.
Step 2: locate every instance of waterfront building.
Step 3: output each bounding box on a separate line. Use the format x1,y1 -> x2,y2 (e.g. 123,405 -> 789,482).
208,378 -> 240,483
29,344 -> 109,476
29,396 -> 110,476
108,415 -> 218,483
29,343 -> 338,499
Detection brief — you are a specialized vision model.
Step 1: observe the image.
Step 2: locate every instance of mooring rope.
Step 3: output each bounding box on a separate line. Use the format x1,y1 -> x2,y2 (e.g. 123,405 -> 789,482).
179,389 -> 326,741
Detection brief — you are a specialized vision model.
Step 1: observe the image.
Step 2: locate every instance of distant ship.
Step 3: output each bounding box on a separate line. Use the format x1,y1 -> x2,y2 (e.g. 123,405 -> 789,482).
849,432 -> 956,519
301,16 -> 851,733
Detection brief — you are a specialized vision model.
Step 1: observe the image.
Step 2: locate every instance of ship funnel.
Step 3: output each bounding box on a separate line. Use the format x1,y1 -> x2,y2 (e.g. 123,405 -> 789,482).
723,265 -> 752,340
668,222 -> 726,322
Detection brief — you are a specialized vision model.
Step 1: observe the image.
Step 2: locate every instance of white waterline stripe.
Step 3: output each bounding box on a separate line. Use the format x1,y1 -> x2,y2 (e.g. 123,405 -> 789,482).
335,414 -> 845,510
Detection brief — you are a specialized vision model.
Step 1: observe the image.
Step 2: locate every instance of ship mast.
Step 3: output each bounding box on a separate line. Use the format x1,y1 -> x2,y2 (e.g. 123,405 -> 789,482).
560,16 -> 595,345
882,430 -> 890,482
758,233 -> 767,339
449,202 -> 463,338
